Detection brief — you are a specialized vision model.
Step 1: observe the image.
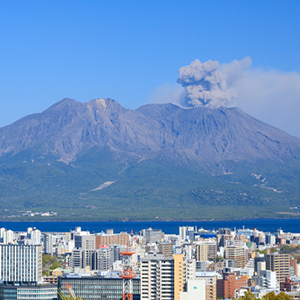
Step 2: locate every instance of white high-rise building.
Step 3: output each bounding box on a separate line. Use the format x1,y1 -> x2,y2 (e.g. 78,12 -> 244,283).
31,229 -> 41,244
0,244 -> 42,283
179,226 -> 187,242
0,228 -> 6,241
0,229 -> 14,244
27,227 -> 33,237
141,257 -> 174,300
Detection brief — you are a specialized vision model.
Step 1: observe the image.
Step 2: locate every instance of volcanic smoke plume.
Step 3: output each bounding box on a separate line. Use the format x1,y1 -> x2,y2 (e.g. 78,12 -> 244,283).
177,59 -> 236,108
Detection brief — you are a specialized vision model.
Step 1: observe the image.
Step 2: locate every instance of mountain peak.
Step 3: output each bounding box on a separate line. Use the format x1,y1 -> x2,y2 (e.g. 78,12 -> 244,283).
46,98 -> 80,111
0,98 -> 300,166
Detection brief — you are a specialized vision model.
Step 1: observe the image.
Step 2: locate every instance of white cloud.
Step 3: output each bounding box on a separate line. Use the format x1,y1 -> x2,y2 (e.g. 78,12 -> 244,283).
222,59 -> 300,137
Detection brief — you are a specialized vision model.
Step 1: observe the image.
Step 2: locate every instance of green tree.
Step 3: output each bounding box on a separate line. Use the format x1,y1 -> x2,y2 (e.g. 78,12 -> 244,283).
239,291 -> 260,300
58,292 -> 83,300
50,261 -> 62,270
262,291 -> 292,300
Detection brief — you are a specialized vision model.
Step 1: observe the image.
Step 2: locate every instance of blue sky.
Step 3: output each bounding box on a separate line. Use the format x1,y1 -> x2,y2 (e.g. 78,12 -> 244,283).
1,1 -> 300,136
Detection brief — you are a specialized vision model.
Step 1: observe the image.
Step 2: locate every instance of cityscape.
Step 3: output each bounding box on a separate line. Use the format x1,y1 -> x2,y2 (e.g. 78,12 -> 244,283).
1,1 -> 300,300
0,224 -> 300,299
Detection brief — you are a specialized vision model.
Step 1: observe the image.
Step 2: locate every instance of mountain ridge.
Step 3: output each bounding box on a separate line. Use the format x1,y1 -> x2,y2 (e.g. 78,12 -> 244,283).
0,98 -> 299,167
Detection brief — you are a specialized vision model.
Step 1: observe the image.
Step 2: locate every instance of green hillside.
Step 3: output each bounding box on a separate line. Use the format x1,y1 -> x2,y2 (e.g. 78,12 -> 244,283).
0,147 -> 299,221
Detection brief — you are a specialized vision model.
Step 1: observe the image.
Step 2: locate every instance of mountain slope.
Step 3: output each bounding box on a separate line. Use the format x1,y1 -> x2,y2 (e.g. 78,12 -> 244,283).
0,98 -> 300,221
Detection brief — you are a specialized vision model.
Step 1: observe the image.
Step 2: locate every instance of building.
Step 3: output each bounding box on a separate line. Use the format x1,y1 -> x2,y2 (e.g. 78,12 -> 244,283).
180,279 -> 206,300
158,243 -> 173,258
95,247 -> 114,270
74,235 -> 95,250
71,246 -> 114,270
219,228 -> 231,235
145,228 -> 163,244
58,274 -> 140,300
195,271 -> 217,300
0,229 -> 14,244
174,254 -> 186,300
253,270 -> 278,290
224,246 -> 246,268
265,234 -> 276,245
290,258 -> 298,276
140,254 -> 194,300
280,277 -> 300,292
265,253 -> 290,283
95,233 -> 129,247
43,233 -> 53,255
179,226 -> 194,242
1,283 -> 57,300
196,241 -> 217,261
217,272 -> 247,299
31,229 -> 42,245
141,257 -> 174,300
0,244 -> 42,284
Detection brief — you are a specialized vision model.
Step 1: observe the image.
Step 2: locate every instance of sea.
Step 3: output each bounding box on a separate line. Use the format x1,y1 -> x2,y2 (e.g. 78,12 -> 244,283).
1,219 -> 300,234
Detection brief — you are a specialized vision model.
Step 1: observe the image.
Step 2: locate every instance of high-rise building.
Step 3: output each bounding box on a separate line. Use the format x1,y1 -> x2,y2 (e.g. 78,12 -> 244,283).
224,246 -> 246,268
75,235 -> 95,250
174,254 -> 185,300
43,233 -> 53,255
140,254 -> 195,300
158,243 -> 173,258
95,233 -> 129,247
71,246 -> 114,270
0,229 -> 14,244
141,257 -> 174,300
31,229 -> 41,245
217,272 -> 247,299
179,227 -> 194,242
265,253 -> 290,283
179,227 -> 187,242
265,234 -> 276,245
290,258 -> 298,276
95,247 -> 114,270
145,228 -> 163,244
195,272 -> 217,300
196,241 -> 217,261
0,244 -> 42,284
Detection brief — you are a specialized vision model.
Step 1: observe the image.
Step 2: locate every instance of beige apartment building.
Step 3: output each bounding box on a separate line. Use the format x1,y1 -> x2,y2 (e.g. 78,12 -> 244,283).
225,245 -> 246,268
265,253 -> 290,283
196,241 -> 217,261
95,233 -> 129,247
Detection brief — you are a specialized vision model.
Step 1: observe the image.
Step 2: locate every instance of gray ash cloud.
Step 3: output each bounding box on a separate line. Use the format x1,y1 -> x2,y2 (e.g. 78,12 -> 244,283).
177,59 -> 236,108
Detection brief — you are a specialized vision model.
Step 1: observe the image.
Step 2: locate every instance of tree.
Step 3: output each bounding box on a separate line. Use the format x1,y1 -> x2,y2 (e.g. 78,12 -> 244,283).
262,291 -> 292,300
58,290 -> 83,300
50,261 -> 62,270
239,291 -> 260,300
